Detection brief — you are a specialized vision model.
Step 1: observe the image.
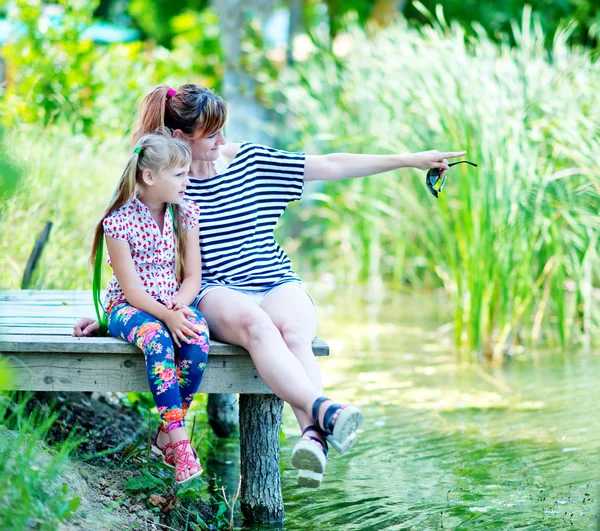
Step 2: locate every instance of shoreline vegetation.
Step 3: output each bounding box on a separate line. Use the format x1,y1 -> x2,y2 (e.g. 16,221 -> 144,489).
0,5 -> 598,529
1,9 -> 598,359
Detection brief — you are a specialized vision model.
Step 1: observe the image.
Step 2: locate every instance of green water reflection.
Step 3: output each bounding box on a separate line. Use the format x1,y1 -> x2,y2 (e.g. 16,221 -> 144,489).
276,292 -> 600,530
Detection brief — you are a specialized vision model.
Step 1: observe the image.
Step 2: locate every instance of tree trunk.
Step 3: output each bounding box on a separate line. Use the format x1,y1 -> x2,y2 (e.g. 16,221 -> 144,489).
207,393 -> 239,437
287,0 -> 303,65
212,0 -> 277,146
239,394 -> 284,523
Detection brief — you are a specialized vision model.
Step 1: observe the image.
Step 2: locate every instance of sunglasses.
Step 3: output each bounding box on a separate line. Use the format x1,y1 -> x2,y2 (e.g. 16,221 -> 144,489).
426,160 -> 478,198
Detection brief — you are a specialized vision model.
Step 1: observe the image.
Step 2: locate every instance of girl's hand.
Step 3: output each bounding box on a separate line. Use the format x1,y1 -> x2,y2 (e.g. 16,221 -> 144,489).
73,318 -> 100,337
163,308 -> 201,348
410,150 -> 466,171
165,298 -> 186,311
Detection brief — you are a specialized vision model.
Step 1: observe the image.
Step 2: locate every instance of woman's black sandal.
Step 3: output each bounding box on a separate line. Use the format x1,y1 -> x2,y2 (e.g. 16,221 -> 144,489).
291,425 -> 328,488
312,396 -> 363,455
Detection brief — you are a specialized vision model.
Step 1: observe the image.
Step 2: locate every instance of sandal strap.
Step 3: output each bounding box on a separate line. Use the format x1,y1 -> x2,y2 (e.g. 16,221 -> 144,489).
163,442 -> 175,464
302,425 -> 321,436
172,439 -> 199,468
312,397 -> 344,436
301,424 -> 328,456
311,397 -> 330,429
323,403 -> 344,435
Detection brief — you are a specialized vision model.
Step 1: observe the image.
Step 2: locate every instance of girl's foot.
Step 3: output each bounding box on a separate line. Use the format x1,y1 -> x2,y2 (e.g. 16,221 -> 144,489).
291,426 -> 328,488
172,439 -> 203,484
151,425 -> 175,468
312,396 -> 363,455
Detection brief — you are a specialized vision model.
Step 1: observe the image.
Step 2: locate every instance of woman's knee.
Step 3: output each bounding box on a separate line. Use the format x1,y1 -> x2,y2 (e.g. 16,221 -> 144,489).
278,321 -> 313,352
239,310 -> 278,344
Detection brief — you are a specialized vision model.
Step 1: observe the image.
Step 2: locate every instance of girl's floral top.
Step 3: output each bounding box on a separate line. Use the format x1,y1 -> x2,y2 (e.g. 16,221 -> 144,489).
103,197 -> 200,310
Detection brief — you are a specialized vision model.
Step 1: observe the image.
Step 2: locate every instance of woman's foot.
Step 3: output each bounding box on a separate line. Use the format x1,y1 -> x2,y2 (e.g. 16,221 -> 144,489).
291,426 -> 328,488
151,425 -> 175,468
312,397 -> 363,455
171,439 -> 203,484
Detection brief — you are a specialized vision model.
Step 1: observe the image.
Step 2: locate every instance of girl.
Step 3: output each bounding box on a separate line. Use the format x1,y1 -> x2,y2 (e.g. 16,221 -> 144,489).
90,132 -> 210,484
77,83 -> 466,488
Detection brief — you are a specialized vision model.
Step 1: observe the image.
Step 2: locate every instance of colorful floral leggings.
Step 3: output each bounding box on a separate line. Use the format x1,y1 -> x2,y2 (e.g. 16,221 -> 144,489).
107,302 -> 210,432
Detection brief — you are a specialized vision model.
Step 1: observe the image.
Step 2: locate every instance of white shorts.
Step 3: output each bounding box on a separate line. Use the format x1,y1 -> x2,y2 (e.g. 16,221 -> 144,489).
193,282 -> 316,311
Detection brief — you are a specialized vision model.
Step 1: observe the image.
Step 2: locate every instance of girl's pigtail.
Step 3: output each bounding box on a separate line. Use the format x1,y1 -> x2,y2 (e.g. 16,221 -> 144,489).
89,150 -> 141,334
170,203 -> 186,282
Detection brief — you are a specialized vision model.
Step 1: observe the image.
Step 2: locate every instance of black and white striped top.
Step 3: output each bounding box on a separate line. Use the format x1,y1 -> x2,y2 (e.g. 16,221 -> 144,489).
184,143 -> 306,295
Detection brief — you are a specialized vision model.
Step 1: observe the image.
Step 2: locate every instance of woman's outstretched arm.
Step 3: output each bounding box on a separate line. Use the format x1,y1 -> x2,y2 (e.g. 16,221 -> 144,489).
304,150 -> 466,182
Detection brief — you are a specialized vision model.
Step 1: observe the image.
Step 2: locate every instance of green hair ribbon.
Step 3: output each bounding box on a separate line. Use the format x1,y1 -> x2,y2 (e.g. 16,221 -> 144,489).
133,147 -> 142,155
92,233 -> 109,336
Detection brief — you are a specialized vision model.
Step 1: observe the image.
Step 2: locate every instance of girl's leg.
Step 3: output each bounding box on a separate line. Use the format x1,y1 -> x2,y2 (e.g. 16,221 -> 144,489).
155,308 -> 209,456
108,303 -> 201,481
177,308 -> 210,416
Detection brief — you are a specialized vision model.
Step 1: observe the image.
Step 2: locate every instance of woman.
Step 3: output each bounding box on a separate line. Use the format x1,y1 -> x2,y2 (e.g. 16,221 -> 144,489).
75,83 -> 466,487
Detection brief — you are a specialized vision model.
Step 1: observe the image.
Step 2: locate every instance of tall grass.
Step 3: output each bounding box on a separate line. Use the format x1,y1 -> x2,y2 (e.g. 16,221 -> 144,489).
275,7 -> 600,359
0,394 -> 81,530
0,127 -> 127,290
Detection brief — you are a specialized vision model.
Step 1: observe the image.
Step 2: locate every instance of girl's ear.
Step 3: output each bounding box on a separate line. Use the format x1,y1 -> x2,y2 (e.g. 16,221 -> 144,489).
141,169 -> 155,186
172,129 -> 185,140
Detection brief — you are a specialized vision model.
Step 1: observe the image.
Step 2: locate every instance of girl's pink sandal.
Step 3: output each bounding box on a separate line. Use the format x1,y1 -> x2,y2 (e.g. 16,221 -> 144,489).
150,426 -> 176,469
172,439 -> 203,484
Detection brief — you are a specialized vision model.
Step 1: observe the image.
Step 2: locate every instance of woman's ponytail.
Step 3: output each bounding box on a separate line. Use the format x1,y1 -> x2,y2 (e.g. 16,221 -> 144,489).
131,85 -> 172,146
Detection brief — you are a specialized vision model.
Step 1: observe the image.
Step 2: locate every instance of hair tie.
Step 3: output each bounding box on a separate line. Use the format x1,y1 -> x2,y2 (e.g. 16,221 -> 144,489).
133,147 -> 142,155
167,88 -> 177,99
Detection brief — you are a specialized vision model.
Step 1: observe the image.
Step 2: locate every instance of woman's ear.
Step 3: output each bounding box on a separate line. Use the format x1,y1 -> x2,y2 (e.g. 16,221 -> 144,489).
141,169 -> 155,186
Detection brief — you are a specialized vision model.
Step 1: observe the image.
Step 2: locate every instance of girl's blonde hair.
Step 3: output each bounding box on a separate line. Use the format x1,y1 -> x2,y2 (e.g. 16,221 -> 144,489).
90,130 -> 192,280
131,84 -> 227,146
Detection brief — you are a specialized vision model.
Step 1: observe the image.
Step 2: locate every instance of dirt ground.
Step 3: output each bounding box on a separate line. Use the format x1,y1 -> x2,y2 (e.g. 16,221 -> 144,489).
23,392 -> 217,531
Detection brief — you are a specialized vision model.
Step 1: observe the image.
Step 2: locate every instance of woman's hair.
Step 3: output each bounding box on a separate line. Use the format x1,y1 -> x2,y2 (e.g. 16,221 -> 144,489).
131,84 -> 227,146
90,130 -> 192,280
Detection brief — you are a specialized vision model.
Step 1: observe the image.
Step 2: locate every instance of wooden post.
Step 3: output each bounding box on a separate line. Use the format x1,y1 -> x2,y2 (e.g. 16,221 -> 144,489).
239,393 -> 284,523
207,393 -> 239,437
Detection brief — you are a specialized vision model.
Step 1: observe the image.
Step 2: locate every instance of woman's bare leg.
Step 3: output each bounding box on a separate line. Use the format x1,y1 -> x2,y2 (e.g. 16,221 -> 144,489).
198,289 -> 321,418
259,284 -> 322,432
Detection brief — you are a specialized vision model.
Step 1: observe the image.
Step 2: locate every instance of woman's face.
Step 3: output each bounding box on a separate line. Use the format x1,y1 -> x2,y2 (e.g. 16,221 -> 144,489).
182,128 -> 226,161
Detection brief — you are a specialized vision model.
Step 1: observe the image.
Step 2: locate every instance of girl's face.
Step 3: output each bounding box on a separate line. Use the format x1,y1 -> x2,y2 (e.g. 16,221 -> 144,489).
183,128 -> 227,161
145,165 -> 190,205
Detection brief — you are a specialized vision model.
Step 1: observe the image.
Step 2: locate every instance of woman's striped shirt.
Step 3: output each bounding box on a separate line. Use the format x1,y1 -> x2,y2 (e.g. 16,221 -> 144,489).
184,142 -> 306,295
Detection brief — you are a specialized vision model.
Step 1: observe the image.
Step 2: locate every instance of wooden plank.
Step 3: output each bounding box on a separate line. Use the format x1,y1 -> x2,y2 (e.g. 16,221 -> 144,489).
0,289 -> 331,395
1,352 -> 272,393
0,336 -> 329,357
0,317 -> 87,324
0,289 -> 92,299
0,327 -> 92,335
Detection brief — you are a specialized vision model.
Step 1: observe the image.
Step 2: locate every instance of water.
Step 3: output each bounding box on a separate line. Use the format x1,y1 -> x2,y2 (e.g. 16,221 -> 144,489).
273,292 -> 600,530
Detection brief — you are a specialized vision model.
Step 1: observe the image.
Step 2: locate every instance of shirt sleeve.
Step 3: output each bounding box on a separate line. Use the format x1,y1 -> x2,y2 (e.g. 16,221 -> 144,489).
180,200 -> 201,231
102,211 -> 129,241
249,143 -> 306,203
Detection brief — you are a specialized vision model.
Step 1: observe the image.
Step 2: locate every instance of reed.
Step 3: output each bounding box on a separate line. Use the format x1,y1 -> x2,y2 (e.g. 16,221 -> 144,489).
276,8 -> 600,358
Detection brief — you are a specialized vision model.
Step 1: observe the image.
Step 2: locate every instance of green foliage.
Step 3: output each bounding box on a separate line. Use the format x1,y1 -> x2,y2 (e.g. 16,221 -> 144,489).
0,128 -> 23,198
405,0 -> 600,49
0,2 -> 223,136
128,0 -> 208,47
0,126 -> 125,289
273,8 -> 600,358
2,0 -> 99,132
0,394 -> 81,529
124,469 -> 166,493
0,359 -> 13,390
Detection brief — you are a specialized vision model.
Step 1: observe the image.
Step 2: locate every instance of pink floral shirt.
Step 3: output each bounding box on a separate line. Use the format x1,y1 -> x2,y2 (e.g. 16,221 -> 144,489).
103,197 -> 201,311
